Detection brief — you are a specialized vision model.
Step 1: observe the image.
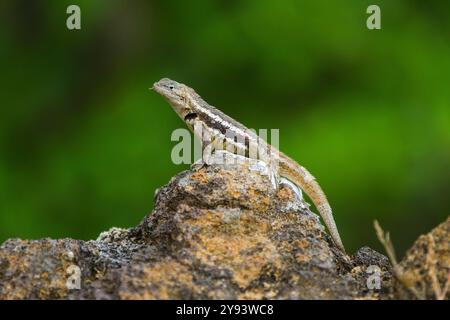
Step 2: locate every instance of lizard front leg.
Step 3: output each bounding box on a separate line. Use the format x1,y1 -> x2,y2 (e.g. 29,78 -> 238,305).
190,142 -> 214,170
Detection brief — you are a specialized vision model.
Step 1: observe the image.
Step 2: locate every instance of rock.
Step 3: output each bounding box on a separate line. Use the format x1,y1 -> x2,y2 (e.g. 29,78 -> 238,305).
394,216 -> 450,300
351,246 -> 394,298
0,156 -> 415,300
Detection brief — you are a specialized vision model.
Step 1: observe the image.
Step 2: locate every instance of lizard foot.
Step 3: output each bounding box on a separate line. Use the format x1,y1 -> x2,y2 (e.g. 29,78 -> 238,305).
190,158 -> 207,171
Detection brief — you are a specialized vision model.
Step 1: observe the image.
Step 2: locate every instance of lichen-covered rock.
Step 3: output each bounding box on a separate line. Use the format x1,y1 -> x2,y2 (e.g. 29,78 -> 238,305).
0,238 -> 81,299
0,158 -> 411,300
394,216 -> 450,300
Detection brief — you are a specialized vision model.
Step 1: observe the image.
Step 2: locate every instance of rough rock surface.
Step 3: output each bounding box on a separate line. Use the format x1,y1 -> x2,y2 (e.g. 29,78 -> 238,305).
394,216 -> 450,299
0,157 -> 447,299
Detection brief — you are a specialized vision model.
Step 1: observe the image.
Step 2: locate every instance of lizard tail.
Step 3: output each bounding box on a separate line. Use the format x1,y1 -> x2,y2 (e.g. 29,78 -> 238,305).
278,155 -> 346,252
315,201 -> 346,253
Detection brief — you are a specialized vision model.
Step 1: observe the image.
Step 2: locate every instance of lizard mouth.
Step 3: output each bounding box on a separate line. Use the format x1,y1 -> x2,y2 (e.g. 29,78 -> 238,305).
152,83 -> 163,94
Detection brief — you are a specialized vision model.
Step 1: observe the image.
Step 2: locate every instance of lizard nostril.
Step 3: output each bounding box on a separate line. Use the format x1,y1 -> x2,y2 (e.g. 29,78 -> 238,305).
169,85 -> 174,90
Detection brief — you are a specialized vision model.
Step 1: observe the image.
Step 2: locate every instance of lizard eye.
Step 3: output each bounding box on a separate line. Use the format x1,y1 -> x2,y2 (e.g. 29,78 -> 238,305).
169,85 -> 174,90
184,113 -> 197,122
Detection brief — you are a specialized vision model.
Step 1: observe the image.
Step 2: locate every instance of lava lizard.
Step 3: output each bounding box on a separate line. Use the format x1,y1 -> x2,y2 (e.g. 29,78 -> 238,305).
152,78 -> 345,252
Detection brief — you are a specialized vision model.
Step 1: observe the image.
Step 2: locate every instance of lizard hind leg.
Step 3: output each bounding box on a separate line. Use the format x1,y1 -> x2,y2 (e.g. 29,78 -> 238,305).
279,177 -> 303,201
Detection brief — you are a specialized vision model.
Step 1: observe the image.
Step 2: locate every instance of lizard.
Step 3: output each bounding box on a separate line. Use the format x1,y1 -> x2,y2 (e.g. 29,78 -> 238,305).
152,78 -> 346,252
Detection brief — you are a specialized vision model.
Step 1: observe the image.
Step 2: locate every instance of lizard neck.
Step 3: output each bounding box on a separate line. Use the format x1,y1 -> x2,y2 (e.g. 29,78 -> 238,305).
184,92 -> 262,151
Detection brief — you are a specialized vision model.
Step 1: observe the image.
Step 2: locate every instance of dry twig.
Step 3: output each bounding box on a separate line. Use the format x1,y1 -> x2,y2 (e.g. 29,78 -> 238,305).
374,220 -> 424,299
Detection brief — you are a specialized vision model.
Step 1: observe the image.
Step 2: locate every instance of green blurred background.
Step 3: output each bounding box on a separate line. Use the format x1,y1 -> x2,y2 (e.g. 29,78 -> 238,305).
0,0 -> 449,256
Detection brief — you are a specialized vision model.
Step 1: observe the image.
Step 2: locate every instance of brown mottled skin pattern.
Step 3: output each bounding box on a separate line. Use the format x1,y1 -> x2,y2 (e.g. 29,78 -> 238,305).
152,78 -> 345,252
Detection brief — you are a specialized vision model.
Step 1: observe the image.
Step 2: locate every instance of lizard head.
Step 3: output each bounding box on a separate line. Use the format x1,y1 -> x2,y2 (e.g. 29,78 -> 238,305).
152,78 -> 198,126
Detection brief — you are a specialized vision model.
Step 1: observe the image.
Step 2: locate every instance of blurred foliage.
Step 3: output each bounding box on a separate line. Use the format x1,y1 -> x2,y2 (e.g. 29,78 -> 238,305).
0,0 -> 449,255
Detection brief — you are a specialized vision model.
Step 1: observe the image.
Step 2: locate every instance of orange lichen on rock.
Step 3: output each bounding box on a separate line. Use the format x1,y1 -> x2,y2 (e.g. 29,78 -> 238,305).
0,239 -> 80,299
118,259 -> 198,300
